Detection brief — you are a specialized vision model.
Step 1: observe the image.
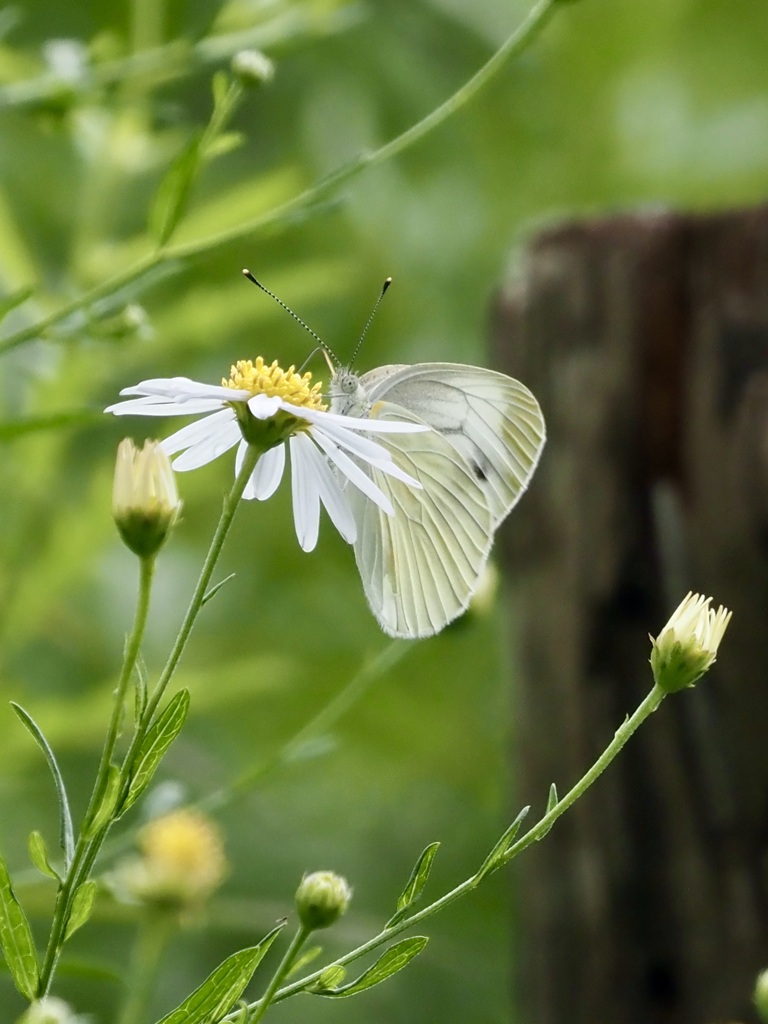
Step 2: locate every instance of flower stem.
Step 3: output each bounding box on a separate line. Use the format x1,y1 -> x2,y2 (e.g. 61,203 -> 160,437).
0,0 -> 557,356
252,684 -> 667,1011
120,444 -> 261,788
39,554 -> 156,994
249,924 -> 312,1024
117,911 -> 177,1024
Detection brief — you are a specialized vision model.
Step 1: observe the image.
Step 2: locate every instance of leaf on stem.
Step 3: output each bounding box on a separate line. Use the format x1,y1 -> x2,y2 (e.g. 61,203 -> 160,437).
134,656 -> 148,725
64,880 -> 97,941
10,702 -> 75,868
0,285 -> 34,323
28,831 -> 61,882
386,842 -> 439,927
152,922 -> 285,1024
0,850 -> 39,1000
310,937 -> 429,997
149,132 -> 204,247
120,689 -> 190,816
475,805 -> 531,880
201,573 -> 236,607
85,763 -> 122,837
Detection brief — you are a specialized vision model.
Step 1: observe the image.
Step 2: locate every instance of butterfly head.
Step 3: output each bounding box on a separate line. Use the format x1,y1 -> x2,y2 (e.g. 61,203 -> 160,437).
329,366 -> 370,418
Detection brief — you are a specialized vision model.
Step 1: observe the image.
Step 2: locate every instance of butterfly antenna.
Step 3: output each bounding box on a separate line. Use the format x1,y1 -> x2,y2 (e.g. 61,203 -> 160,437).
242,269 -> 341,364
349,276 -> 392,369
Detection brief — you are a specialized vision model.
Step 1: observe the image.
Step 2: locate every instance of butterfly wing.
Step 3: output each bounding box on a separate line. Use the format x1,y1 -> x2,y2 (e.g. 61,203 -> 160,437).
348,401 -> 493,639
361,363 -> 546,526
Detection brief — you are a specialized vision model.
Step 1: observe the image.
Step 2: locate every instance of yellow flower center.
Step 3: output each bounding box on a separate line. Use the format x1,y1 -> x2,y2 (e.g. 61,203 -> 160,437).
223,356 -> 326,411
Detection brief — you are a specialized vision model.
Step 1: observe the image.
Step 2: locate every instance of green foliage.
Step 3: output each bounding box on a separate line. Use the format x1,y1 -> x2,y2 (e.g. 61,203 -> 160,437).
0,0 -> 762,1020
311,937 -> 429,997
0,851 -> 39,1000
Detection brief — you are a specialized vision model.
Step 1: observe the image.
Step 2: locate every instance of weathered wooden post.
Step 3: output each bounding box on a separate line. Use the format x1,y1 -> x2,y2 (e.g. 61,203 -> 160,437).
493,207 -> 768,1024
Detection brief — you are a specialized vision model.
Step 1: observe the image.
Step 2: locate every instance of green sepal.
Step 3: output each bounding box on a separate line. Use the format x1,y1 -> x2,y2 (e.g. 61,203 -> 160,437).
120,689 -> 190,816
28,831 -> 60,882
10,702 -> 75,867
152,922 -> 285,1024
64,880 -> 97,941
475,805 -> 531,880
0,850 -> 39,999
311,937 -> 428,997
386,842 -> 439,927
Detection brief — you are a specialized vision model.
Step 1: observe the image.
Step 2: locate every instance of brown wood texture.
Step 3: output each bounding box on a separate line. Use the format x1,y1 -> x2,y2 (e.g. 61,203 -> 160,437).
493,206 -> 768,1024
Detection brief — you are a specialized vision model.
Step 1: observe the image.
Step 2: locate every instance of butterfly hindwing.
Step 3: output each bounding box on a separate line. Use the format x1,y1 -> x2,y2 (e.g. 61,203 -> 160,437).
348,402 -> 492,638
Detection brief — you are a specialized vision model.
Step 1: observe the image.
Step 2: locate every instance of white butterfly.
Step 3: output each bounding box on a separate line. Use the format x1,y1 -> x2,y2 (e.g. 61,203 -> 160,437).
329,362 -> 546,639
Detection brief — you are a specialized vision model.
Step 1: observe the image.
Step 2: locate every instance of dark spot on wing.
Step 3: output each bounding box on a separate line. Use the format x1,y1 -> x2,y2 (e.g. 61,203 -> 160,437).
472,460 -> 487,481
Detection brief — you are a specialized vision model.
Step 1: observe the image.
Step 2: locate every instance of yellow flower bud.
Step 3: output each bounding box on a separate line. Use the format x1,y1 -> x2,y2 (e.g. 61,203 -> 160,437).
111,809 -> 226,914
113,439 -> 181,558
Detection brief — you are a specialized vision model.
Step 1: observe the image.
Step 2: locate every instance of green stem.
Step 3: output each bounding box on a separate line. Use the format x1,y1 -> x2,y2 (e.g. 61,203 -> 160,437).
202,639 -> 411,812
39,555 -> 156,994
117,911 -> 177,1024
249,924 -> 311,1024
0,0 -> 557,357
247,684 -> 666,1012
120,444 -> 261,789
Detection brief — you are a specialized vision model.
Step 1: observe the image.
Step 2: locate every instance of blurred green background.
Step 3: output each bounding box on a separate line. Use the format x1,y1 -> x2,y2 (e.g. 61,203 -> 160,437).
1,0 -> 767,1020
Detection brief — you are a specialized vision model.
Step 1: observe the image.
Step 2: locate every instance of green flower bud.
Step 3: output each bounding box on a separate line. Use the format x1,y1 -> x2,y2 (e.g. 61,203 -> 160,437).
295,871 -> 352,931
649,592 -> 731,694
231,49 -> 274,87
755,968 -> 768,1023
113,439 -> 181,558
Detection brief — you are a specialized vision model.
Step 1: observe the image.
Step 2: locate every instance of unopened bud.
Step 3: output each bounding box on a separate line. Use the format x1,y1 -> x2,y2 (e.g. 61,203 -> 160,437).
231,49 -> 274,87
755,968 -> 768,1023
113,439 -> 181,558
295,871 -> 352,931
649,592 -> 732,694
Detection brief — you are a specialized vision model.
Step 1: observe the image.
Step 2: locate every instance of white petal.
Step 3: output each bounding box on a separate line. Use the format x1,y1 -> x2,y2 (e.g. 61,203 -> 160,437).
289,434 -> 321,552
311,429 -> 394,515
120,377 -> 246,402
166,417 -> 241,471
161,409 -> 237,455
250,444 -> 286,501
297,437 -> 356,543
247,393 -> 284,419
281,401 -> 430,433
311,418 -> 397,463
106,395 -> 228,416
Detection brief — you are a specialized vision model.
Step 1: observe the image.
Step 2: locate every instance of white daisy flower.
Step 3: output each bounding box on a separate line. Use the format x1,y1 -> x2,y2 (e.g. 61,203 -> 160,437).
105,357 -> 427,552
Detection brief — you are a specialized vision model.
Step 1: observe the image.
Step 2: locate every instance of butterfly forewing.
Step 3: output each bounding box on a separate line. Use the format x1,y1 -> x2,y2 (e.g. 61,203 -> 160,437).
349,403 -> 492,638
361,364 -> 545,526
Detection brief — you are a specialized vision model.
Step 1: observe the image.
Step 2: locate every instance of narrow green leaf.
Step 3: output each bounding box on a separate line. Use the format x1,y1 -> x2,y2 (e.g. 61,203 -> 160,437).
28,831 -> 60,882
134,657 -> 148,726
314,938 -> 428,998
11,703 -> 75,867
64,880 -> 97,942
202,573 -> 236,607
475,805 -> 531,880
121,690 -> 190,815
0,851 -> 39,1000
546,782 -> 558,814
149,133 -> 204,247
212,70 -> 229,111
287,945 -> 322,978
85,764 -> 121,836
153,923 -> 284,1024
387,842 -> 439,926
0,284 -> 34,323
